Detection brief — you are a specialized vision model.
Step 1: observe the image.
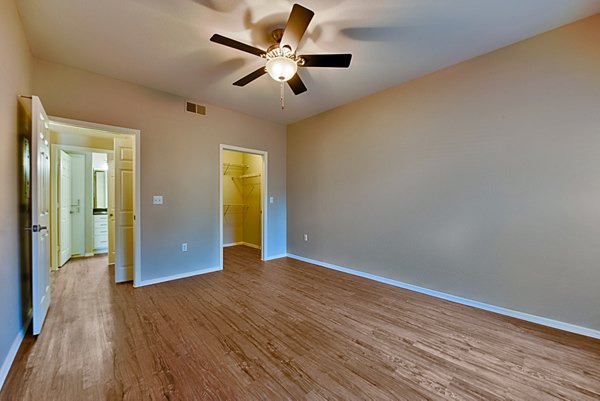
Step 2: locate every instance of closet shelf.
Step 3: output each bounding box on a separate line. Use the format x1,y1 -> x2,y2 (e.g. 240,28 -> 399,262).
222,163 -> 248,175
222,163 -> 248,168
238,173 -> 261,179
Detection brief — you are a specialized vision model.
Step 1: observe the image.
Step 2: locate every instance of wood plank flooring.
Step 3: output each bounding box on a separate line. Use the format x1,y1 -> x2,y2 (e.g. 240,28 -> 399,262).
2,246 -> 600,400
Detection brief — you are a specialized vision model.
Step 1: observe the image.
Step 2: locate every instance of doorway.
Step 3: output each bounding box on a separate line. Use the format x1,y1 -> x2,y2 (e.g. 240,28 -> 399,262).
48,118 -> 140,285
219,145 -> 268,268
53,148 -> 113,267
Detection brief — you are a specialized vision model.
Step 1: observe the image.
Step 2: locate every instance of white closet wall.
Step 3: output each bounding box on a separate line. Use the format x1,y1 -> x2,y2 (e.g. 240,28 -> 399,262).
242,153 -> 262,248
223,150 -> 245,245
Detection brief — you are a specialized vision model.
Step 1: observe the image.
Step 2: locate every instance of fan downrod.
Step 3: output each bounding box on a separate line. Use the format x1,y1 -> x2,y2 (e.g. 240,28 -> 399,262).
271,28 -> 284,43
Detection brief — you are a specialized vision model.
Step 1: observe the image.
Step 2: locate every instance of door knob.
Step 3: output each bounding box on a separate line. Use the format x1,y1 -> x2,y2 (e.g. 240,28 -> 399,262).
25,225 -> 48,232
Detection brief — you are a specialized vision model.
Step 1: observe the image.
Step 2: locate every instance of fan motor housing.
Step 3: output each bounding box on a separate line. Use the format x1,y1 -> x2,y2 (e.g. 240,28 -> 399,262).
271,28 -> 284,43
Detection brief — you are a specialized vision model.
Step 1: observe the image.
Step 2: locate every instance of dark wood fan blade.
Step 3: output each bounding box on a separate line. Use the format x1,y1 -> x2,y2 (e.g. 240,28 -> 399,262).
300,54 -> 352,68
210,34 -> 266,57
233,67 -> 267,86
280,4 -> 314,53
287,73 -> 307,95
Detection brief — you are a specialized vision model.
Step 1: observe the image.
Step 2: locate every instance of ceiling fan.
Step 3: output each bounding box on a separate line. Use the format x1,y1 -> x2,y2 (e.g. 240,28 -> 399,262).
210,3 -> 352,108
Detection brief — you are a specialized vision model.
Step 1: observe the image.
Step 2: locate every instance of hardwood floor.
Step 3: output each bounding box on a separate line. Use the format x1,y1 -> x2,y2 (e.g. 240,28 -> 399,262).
2,246 -> 600,400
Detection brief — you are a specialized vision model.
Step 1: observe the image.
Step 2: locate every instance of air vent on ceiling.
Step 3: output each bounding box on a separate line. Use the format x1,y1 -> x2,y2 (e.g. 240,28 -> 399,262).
186,101 -> 206,116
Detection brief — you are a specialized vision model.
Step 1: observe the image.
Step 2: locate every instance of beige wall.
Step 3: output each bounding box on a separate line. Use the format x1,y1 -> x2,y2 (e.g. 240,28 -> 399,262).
33,59 -> 287,282
288,14 -> 600,331
0,0 -> 32,381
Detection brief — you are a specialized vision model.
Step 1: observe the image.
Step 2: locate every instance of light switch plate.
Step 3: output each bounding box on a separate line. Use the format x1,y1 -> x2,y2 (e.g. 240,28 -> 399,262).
153,195 -> 163,205
269,196 -> 274,204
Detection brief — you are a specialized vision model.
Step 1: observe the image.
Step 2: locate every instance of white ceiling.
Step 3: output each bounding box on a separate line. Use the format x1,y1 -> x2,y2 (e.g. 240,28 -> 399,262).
17,0 -> 600,124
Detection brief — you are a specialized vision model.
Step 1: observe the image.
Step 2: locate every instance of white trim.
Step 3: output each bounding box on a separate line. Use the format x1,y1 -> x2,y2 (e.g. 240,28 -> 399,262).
219,144 -> 268,268
264,253 -> 288,261
224,242 -> 262,250
50,117 -> 142,287
0,317 -> 31,391
134,266 -> 222,287
223,242 -> 243,247
286,253 -> 600,340
51,117 -> 139,136
116,266 -> 133,282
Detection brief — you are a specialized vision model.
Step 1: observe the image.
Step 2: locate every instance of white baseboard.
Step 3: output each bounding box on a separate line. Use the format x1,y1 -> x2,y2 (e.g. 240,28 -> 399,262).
0,317 -> 31,391
242,242 -> 261,250
264,253 -> 288,261
224,242 -> 262,250
286,253 -> 600,340
134,266 -> 222,287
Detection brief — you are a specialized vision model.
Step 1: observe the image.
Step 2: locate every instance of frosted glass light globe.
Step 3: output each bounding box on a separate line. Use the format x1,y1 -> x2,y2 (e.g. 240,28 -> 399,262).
266,56 -> 298,82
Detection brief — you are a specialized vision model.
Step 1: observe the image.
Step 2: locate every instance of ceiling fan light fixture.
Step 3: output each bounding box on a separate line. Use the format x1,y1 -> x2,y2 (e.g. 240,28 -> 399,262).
266,56 -> 298,82
210,3 -> 352,107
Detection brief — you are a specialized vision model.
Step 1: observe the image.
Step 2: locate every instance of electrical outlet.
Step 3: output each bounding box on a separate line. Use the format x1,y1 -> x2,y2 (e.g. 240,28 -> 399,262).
181,243 -> 188,252
269,196 -> 274,204
303,234 -> 308,242
153,195 -> 164,205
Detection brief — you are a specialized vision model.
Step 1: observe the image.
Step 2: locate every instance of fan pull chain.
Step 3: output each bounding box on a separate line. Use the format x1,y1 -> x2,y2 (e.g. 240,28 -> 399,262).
280,81 -> 285,110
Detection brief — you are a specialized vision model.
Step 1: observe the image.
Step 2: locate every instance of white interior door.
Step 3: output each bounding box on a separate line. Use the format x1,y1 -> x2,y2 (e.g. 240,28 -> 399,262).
31,96 -> 51,335
114,136 -> 134,282
108,154 -> 116,265
58,150 -> 72,266
70,154 -> 85,256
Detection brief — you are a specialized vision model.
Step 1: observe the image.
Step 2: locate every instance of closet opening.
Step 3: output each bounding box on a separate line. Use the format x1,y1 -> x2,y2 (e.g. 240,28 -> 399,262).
219,145 -> 267,267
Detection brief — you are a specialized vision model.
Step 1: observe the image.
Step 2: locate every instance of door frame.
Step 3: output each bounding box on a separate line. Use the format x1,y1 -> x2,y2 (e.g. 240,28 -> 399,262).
50,145 -> 114,269
49,117 -> 142,285
219,144 -> 268,267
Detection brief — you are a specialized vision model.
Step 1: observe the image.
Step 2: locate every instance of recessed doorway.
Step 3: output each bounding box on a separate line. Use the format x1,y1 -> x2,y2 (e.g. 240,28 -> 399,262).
48,118 -> 140,285
219,145 -> 268,268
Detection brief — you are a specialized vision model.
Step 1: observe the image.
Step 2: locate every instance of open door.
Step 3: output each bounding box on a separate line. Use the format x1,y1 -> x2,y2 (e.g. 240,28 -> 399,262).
70,154 -> 86,256
108,154 -> 115,265
31,96 -> 51,335
58,150 -> 72,266
114,136 -> 134,282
